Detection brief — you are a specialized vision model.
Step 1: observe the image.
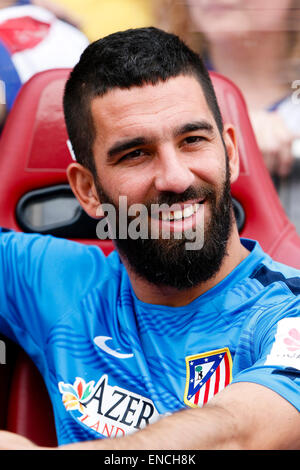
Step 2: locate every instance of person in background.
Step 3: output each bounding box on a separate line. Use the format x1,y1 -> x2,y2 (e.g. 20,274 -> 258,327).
43,0 -> 155,42
155,0 -> 300,232
0,0 -> 89,131
14,0 -> 81,27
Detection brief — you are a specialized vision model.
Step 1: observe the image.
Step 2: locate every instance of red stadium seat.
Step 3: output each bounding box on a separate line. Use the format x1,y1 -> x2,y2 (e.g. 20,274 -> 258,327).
210,71 -> 300,268
0,68 -> 299,447
0,68 -> 114,255
6,348 -> 57,447
0,68 -> 113,447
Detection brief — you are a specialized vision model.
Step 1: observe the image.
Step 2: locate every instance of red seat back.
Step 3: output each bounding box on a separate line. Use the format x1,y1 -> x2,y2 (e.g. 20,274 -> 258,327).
6,349 -> 57,447
0,68 -> 113,254
211,71 -> 300,268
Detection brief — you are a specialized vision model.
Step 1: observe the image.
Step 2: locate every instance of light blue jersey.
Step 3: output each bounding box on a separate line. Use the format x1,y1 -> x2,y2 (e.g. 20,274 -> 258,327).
0,231 -> 299,445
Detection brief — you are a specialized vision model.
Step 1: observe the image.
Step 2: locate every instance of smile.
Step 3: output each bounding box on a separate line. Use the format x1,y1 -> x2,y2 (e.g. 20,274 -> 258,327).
160,202 -> 201,221
150,199 -> 205,234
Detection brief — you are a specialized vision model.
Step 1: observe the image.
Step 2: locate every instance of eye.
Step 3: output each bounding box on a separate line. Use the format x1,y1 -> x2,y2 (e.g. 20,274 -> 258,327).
183,135 -> 205,145
119,149 -> 146,162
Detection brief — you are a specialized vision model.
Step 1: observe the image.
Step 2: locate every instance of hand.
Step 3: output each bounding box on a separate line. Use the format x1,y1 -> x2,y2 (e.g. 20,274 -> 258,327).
250,110 -> 296,177
0,431 -> 40,450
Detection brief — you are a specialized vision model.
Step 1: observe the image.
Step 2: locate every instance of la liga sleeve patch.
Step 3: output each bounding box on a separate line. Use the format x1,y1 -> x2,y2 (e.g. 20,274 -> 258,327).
265,318 -> 300,370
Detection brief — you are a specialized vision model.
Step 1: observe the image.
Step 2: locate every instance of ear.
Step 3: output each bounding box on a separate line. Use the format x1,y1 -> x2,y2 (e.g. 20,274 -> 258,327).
67,162 -> 104,218
222,123 -> 240,184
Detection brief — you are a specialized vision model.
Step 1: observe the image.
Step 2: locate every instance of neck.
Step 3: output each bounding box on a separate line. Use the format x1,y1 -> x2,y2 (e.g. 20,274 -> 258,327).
125,227 -> 249,307
207,31 -> 289,109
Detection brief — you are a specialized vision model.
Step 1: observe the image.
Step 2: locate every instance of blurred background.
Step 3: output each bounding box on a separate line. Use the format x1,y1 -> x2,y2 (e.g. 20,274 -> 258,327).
0,0 -> 299,233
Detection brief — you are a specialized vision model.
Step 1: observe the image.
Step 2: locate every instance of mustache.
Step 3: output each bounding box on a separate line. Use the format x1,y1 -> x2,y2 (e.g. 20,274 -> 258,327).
145,185 -> 215,208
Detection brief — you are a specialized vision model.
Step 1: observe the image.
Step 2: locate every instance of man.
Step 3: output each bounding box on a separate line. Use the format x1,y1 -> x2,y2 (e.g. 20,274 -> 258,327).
0,27 -> 299,450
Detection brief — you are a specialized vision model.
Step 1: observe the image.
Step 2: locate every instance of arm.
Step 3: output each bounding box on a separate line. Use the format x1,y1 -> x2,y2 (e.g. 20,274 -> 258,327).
249,110 -> 297,177
1,381 -> 298,450
59,382 -> 299,450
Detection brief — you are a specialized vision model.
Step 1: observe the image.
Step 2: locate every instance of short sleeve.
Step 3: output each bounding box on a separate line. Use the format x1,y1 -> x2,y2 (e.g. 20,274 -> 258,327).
0,230 -> 107,354
232,305 -> 300,411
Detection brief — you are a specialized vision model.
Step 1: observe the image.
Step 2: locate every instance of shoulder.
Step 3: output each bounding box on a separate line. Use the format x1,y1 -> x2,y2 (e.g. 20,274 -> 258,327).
236,252 -> 300,359
0,229 -> 120,286
221,239 -> 299,312
229,242 -> 300,338
249,255 -> 300,300
239,239 -> 299,298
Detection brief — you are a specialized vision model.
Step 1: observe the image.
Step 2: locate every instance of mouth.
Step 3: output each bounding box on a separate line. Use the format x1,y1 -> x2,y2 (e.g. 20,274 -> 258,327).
150,199 -> 206,233
160,201 -> 203,221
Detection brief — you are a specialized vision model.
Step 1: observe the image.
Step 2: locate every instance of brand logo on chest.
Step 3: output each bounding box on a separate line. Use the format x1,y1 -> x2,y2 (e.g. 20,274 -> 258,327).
59,374 -> 159,438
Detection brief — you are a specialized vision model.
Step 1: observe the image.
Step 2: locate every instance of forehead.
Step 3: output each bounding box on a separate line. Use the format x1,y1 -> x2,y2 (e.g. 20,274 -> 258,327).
90,75 -> 216,142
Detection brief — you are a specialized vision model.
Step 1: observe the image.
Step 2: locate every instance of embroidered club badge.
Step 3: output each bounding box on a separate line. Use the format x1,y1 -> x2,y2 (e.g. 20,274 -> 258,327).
184,348 -> 232,408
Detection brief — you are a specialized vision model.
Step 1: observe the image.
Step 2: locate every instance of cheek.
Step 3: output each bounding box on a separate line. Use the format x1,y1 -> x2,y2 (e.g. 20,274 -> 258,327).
101,168 -> 153,205
192,152 -> 225,186
189,9 -> 248,35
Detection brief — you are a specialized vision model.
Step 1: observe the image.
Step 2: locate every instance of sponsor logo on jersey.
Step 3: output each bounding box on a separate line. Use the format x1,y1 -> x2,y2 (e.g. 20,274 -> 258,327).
265,318 -> 300,370
58,375 -> 159,438
184,348 -> 232,408
93,336 -> 134,359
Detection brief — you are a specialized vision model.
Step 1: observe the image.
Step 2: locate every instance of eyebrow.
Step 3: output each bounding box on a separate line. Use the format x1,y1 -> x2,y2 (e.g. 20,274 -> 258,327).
107,120 -> 215,160
107,137 -> 151,160
173,120 -> 214,137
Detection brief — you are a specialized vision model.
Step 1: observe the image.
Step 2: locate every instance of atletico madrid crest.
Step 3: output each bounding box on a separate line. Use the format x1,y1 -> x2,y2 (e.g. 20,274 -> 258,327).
184,348 -> 232,408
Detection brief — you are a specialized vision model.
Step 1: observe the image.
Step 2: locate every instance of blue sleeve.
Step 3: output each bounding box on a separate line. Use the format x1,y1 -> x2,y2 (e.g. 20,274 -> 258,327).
0,40 -> 22,110
232,299 -> 300,411
0,230 -> 106,363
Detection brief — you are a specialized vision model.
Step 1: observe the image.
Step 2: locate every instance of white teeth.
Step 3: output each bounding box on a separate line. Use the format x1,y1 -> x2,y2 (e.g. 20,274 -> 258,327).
173,209 -> 184,220
161,203 -> 200,221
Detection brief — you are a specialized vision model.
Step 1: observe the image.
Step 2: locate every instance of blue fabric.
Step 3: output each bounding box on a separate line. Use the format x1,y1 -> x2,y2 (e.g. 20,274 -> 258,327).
0,231 -> 299,445
0,40 -> 22,110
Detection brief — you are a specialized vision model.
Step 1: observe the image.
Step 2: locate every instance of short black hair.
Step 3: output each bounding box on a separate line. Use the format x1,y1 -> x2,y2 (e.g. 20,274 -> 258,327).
63,27 -> 223,174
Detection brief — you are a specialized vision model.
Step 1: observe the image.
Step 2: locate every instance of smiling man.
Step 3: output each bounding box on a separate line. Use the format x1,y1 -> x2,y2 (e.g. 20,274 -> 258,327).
65,30 -> 244,303
0,27 -> 299,450
73,75 -> 241,296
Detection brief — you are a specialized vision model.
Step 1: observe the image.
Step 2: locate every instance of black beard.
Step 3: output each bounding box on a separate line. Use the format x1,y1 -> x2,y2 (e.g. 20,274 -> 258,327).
95,161 -> 233,290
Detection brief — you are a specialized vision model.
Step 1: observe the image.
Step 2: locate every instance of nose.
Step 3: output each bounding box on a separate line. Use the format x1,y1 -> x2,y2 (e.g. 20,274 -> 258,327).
154,146 -> 195,194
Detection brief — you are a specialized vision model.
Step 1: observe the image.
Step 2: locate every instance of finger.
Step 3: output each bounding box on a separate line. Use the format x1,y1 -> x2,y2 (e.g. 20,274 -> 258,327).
262,149 -> 277,174
276,145 -> 294,178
